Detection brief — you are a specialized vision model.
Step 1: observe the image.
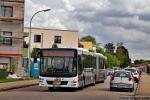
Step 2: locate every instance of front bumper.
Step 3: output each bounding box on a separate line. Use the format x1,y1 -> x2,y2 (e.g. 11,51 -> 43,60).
39,83 -> 79,88
39,77 -> 79,88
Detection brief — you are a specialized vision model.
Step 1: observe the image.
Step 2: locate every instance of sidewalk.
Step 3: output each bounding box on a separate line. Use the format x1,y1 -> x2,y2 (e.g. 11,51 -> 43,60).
136,73 -> 150,96
0,79 -> 38,91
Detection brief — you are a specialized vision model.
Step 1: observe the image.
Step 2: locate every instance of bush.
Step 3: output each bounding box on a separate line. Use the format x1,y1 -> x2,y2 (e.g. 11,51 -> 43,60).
52,43 -> 58,48
0,69 -> 7,79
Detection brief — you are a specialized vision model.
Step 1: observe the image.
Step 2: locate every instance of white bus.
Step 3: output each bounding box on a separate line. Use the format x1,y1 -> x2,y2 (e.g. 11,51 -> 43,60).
39,48 -> 107,90
94,53 -> 107,83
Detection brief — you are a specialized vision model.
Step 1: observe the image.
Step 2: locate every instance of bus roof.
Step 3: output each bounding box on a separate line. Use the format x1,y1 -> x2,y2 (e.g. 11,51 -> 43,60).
40,48 -> 77,51
77,48 -> 93,55
40,48 -> 92,56
94,52 -> 107,60
40,48 -> 106,58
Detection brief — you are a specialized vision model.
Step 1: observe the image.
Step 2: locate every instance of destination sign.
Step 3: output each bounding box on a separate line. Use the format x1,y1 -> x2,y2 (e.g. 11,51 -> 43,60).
42,50 -> 74,57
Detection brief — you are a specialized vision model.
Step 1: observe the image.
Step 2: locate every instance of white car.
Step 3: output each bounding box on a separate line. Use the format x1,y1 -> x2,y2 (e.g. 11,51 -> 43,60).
110,70 -> 134,92
125,68 -> 140,83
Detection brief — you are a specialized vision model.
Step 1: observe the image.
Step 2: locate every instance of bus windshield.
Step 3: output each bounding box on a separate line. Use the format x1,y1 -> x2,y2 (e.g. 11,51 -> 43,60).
40,56 -> 77,77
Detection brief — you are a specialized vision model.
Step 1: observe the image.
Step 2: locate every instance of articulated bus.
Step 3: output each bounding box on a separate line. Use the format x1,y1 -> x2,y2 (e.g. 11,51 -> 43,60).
39,48 -> 107,90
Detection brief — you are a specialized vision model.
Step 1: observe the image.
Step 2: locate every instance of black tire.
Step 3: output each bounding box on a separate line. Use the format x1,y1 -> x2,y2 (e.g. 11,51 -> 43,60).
132,86 -> 134,91
136,80 -> 139,83
80,79 -> 85,90
48,87 -> 54,91
134,78 -> 139,83
110,87 -> 113,91
129,88 -> 133,92
92,76 -> 96,86
129,89 -> 133,92
101,80 -> 104,83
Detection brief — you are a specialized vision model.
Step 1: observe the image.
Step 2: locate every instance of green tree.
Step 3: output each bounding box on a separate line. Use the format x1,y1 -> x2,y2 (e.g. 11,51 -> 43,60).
134,59 -> 145,64
23,32 -> 29,38
116,46 -> 130,68
96,47 -> 105,54
104,43 -> 115,54
96,47 -> 120,68
80,35 -> 96,45
31,48 -> 40,62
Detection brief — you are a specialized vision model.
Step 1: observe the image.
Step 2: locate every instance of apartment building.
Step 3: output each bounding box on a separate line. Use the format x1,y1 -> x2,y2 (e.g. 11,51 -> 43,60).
24,27 -> 79,52
0,0 -> 24,76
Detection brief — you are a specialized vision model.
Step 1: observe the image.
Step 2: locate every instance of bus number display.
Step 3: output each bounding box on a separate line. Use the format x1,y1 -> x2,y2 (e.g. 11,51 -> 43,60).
42,51 -> 74,57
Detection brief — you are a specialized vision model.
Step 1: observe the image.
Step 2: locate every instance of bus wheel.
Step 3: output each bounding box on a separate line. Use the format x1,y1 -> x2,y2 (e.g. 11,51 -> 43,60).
110,87 -> 113,91
101,80 -> 104,83
80,79 -> 85,90
48,87 -> 54,91
92,76 -> 96,86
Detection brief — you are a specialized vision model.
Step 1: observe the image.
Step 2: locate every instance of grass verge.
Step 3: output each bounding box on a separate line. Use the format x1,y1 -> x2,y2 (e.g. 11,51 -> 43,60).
0,77 -> 38,83
0,79 -> 21,83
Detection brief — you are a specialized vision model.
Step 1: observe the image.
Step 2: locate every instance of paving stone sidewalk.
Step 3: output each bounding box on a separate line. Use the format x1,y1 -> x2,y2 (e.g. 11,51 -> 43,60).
0,79 -> 38,91
136,73 -> 150,96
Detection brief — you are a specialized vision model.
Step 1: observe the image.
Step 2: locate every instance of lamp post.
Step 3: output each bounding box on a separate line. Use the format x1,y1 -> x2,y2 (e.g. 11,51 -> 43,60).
28,9 -> 51,78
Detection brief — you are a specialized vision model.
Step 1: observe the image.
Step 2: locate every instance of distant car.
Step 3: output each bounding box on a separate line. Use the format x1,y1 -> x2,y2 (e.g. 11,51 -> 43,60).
136,67 -> 143,75
125,68 -> 140,83
110,70 -> 134,92
106,68 -> 114,76
113,67 -> 120,71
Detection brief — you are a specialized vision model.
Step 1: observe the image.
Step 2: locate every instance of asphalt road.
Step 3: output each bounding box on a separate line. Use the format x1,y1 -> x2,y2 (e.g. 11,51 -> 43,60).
0,76 -> 137,100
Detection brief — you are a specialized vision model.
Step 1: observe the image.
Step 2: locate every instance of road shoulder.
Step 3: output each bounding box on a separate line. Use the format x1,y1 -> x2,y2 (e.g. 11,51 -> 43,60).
135,73 -> 150,96
0,79 -> 38,91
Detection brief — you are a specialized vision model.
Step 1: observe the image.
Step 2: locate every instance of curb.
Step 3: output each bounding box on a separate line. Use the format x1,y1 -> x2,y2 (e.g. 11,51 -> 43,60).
0,83 -> 38,91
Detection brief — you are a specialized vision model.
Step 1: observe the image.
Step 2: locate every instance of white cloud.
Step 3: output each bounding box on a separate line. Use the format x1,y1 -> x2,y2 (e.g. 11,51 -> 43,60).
24,0 -> 150,60
24,0 -> 50,26
62,0 -> 75,11
25,0 -> 67,30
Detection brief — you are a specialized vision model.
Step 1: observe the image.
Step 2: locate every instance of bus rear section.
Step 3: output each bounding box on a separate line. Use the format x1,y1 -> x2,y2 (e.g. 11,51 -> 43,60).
94,53 -> 107,83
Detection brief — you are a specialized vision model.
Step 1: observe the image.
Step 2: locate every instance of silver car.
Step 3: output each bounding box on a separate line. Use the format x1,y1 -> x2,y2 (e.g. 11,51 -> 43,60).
125,68 -> 140,83
110,70 -> 134,92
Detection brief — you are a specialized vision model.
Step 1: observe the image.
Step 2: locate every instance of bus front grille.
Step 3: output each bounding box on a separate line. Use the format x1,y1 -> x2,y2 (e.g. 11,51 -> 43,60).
47,81 -> 53,85
46,81 -> 68,85
61,81 -> 68,85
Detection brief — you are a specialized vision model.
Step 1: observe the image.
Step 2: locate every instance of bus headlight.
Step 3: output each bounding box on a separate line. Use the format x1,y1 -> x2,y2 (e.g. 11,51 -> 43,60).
71,80 -> 77,83
70,80 -> 78,87
39,78 -> 44,83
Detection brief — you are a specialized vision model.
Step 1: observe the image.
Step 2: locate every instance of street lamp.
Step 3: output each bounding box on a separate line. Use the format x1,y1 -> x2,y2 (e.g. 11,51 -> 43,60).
28,9 -> 51,78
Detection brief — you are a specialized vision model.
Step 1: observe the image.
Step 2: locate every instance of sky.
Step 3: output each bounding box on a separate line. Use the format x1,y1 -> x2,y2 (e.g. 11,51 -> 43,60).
24,0 -> 150,61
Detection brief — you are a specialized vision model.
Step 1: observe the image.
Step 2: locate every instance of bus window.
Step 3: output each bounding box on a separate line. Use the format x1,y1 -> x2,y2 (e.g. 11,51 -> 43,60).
83,55 -> 90,68
92,56 -> 96,69
78,55 -> 83,75
40,56 -> 77,77
99,58 -> 104,69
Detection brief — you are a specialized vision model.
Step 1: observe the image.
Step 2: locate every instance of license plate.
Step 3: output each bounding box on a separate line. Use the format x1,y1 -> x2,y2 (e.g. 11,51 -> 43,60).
53,78 -> 61,87
53,84 -> 61,87
117,84 -> 127,88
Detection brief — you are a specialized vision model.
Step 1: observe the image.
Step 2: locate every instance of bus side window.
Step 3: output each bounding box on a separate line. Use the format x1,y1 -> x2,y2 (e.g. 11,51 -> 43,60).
78,55 -> 83,75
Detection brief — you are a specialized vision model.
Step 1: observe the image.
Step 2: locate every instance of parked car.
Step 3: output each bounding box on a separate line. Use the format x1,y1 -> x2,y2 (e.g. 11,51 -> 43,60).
124,68 -> 140,83
113,67 -> 120,71
136,67 -> 144,75
106,68 -> 114,76
110,70 -> 134,92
